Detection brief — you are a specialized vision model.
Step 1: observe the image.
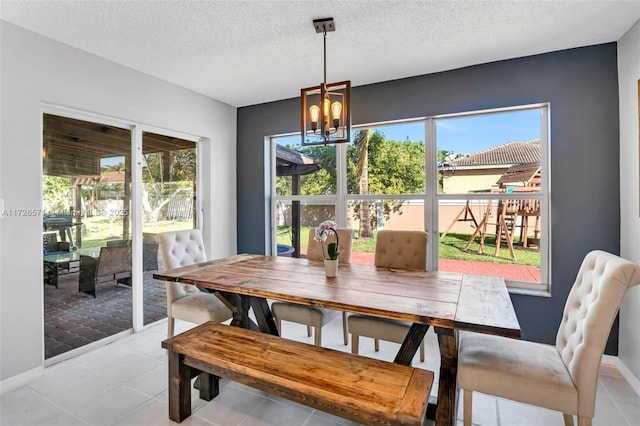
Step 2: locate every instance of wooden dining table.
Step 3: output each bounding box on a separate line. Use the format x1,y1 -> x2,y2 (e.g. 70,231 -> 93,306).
154,254 -> 521,426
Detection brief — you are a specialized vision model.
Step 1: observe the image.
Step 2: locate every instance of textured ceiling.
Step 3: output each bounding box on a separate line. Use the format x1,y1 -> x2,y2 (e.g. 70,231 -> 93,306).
1,1 -> 639,107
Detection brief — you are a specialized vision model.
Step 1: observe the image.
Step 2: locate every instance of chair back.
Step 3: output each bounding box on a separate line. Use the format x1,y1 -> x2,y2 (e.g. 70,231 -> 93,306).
556,250 -> 640,417
307,228 -> 353,263
96,243 -> 132,282
157,229 -> 207,306
374,230 -> 428,270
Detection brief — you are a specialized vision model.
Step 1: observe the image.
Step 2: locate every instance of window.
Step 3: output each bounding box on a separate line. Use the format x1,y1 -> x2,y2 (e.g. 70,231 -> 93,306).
271,104 -> 549,291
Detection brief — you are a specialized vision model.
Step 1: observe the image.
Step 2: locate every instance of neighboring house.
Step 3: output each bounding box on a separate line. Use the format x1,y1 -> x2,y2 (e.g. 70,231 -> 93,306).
441,140 -> 540,194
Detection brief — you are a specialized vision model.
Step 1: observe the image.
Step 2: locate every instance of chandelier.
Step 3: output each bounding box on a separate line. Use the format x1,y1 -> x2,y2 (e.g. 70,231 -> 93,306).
301,18 -> 351,146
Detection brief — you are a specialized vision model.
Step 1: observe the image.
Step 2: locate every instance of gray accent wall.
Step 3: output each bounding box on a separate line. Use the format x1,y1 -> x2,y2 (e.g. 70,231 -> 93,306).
237,43 -> 621,352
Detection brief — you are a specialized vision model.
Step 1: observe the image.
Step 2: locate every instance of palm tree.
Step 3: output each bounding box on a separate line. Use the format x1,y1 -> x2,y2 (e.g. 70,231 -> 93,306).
355,130 -> 373,238
106,162 -> 125,172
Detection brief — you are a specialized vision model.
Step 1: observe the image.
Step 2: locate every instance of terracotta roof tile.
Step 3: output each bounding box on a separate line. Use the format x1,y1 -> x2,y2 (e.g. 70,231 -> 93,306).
447,139 -> 540,167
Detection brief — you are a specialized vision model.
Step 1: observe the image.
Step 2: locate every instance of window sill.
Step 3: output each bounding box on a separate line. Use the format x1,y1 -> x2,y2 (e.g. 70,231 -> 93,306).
507,286 -> 551,298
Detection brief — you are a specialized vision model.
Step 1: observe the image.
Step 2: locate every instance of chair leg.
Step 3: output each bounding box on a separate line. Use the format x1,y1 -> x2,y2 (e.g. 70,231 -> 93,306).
306,325 -> 312,337
167,316 -> 175,338
276,318 -> 281,334
419,339 -> 425,362
577,417 -> 591,426
351,334 -> 359,355
342,311 -> 348,345
463,389 -> 472,426
314,326 -> 321,347
563,414 -> 574,426
374,338 -> 380,352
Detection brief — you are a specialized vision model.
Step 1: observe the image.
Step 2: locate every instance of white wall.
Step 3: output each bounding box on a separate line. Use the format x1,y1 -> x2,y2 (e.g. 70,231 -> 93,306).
0,22 -> 237,382
618,19 -> 640,380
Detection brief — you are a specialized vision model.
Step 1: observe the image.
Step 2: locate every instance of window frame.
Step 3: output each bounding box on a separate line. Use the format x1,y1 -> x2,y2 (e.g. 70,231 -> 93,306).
270,103 -> 550,293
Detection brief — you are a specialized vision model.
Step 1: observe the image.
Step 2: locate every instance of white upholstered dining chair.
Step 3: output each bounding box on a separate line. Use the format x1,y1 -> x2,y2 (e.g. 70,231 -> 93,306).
271,228 -> 353,346
459,250 -> 640,426
157,229 -> 233,338
347,230 -> 428,362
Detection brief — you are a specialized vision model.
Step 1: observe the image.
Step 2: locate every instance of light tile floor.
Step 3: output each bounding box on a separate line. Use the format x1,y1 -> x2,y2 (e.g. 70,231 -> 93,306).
2,315 -> 640,426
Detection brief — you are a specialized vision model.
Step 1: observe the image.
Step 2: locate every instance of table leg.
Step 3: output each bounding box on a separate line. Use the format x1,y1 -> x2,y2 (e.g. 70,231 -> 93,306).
249,296 -> 279,336
217,290 -> 244,327
394,323 -> 429,365
434,327 -> 458,426
43,262 -> 59,288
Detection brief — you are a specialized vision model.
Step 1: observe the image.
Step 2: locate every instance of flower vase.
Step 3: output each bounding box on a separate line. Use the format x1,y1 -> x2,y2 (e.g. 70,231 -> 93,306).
324,259 -> 338,278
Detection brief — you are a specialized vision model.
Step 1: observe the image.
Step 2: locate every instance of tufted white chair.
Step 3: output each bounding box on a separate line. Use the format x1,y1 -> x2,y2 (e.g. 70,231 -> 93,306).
459,250 -> 640,426
157,230 -> 233,338
347,230 -> 428,362
271,228 -> 353,346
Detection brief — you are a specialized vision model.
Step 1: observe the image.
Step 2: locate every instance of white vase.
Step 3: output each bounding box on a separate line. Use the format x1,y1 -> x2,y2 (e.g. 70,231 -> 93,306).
324,259 -> 338,277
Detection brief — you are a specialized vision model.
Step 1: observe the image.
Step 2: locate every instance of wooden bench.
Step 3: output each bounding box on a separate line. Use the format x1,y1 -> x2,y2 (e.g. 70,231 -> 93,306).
162,322 -> 434,425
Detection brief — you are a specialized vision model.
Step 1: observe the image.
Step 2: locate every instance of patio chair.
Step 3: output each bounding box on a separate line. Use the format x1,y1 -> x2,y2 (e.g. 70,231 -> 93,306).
271,228 -> 353,346
157,229 -> 233,338
79,241 -> 132,298
347,230 -> 428,362
458,250 -> 640,426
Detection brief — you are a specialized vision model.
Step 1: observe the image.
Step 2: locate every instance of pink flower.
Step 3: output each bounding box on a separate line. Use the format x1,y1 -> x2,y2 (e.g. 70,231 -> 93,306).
314,220 -> 337,242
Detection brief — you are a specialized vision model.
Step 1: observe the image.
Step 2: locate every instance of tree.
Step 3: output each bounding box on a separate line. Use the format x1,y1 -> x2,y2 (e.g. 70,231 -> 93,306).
277,132 -> 426,235
42,176 -> 71,212
347,131 -> 425,234
354,130 -> 373,238
141,149 -> 196,223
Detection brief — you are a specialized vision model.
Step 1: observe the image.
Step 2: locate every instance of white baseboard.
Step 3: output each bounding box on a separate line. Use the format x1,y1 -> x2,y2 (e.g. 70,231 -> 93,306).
1,329 -> 136,394
602,354 -> 618,366
613,357 -> 640,397
0,366 -> 44,395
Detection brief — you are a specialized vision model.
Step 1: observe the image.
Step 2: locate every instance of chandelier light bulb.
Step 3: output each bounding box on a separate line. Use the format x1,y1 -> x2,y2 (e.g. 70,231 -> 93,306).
309,105 -> 320,131
331,101 -> 342,128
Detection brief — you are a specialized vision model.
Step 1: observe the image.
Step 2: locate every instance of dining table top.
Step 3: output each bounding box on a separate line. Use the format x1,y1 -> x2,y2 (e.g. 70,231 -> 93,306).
153,254 -> 521,339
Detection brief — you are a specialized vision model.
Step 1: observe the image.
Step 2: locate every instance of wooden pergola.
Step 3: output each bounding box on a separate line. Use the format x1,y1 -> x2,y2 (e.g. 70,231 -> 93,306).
43,114 -> 195,246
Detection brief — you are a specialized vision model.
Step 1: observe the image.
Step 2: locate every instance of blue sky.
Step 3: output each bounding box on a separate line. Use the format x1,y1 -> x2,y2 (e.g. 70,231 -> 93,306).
375,109 -> 541,156
279,108 -> 541,156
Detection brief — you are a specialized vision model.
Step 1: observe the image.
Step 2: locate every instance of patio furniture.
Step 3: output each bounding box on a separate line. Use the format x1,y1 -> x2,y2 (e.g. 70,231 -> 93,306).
79,242 -> 132,298
43,251 -> 81,288
458,250 -> 640,426
156,229 -> 233,338
43,230 -> 70,253
347,230 -> 429,362
271,228 -> 353,346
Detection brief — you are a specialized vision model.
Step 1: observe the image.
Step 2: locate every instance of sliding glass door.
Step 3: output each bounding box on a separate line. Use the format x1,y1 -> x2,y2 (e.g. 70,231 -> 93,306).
42,113 -> 201,360
141,131 -> 198,326
42,113 -> 134,359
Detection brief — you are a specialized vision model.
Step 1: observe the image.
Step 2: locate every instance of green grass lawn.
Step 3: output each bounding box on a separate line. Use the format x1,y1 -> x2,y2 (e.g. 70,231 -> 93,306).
277,226 -> 540,267
82,221 -> 539,267
80,216 -> 193,248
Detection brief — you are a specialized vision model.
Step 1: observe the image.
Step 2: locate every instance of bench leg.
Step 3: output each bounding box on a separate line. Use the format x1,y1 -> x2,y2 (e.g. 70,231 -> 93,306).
168,350 -> 192,423
198,373 -> 220,401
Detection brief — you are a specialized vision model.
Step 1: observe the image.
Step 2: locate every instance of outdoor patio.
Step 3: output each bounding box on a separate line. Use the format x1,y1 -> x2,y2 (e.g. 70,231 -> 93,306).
44,271 -> 166,359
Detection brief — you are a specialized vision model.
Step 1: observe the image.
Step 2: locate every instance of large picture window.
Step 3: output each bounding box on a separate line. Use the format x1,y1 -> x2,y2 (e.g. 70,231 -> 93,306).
271,104 -> 549,291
